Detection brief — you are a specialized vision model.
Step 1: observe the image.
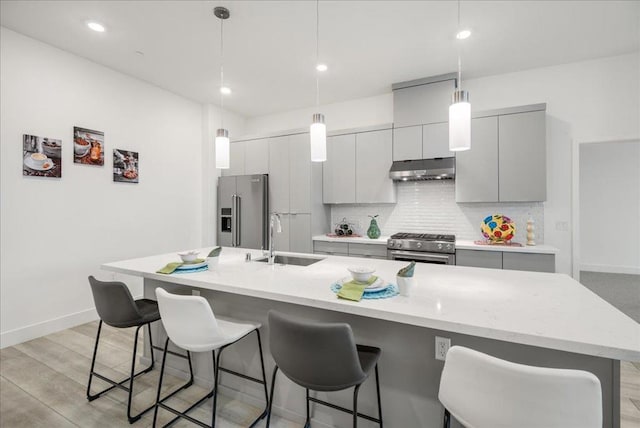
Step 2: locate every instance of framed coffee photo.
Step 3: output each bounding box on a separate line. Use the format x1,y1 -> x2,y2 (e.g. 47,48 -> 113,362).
23,134 -> 62,178
73,126 -> 104,166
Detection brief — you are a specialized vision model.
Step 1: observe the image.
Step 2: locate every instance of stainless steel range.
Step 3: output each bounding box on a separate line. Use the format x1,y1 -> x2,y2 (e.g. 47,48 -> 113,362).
387,233 -> 456,265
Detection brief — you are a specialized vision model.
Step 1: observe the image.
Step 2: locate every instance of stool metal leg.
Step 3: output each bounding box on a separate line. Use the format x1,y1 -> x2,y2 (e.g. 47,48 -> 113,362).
87,320 -> 158,423
374,364 -> 383,427
266,365 -> 279,428
443,408 -> 451,428
254,329 -> 270,425
153,337 -> 170,428
352,384 -> 361,428
305,388 -> 311,428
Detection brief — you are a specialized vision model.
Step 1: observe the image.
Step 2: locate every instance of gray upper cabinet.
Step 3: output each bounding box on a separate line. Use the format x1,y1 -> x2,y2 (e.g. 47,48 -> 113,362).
498,111 -> 546,202
244,138 -> 269,175
289,134 -> 312,213
393,126 -> 422,161
356,129 -> 396,203
323,134 -> 356,204
268,136 -> 290,213
393,79 -> 454,127
456,105 -> 546,203
456,116 -> 499,202
422,122 -> 452,159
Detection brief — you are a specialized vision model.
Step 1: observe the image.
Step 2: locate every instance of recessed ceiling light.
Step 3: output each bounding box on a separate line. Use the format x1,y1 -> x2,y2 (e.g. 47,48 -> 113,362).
87,22 -> 106,32
456,29 -> 471,40
316,63 -> 328,72
220,86 -> 231,95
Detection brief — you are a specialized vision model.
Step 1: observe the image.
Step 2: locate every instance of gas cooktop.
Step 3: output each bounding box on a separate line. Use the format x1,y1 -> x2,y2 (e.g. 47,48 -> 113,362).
387,233 -> 456,253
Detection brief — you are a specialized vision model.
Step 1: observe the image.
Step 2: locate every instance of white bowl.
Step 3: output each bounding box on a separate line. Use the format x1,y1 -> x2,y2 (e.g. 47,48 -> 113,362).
178,251 -> 199,263
348,266 -> 375,283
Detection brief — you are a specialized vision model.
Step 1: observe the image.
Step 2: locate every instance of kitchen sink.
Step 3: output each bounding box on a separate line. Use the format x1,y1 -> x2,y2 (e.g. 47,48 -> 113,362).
255,255 -> 324,266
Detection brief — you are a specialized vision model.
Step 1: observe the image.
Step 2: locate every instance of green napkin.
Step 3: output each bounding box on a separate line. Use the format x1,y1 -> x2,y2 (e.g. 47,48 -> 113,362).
156,258 -> 205,274
207,247 -> 222,257
338,276 -> 378,302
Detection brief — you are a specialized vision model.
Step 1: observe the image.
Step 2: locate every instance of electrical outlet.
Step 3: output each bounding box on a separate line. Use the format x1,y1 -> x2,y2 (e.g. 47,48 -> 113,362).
192,290 -> 200,296
435,336 -> 451,361
555,221 -> 569,232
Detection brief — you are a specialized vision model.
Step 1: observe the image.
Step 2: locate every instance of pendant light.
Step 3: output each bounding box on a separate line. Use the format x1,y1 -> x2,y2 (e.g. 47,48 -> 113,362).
214,6 -> 231,169
310,0 -> 327,162
449,0 -> 471,152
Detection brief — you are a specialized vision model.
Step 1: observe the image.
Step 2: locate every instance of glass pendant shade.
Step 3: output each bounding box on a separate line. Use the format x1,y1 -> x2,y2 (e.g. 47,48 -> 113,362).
310,113 -> 327,162
449,90 -> 471,151
215,128 -> 230,169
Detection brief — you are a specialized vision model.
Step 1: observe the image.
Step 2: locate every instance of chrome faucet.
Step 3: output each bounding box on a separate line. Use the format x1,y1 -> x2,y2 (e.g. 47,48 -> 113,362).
268,213 -> 282,265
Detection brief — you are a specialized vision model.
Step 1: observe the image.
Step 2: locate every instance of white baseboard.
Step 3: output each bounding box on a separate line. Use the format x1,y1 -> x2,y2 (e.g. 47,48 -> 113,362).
0,307 -> 99,349
580,263 -> 640,275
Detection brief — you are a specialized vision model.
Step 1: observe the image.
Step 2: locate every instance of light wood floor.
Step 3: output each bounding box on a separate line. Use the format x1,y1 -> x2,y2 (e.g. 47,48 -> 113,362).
0,321 -> 297,428
1,321 -> 639,427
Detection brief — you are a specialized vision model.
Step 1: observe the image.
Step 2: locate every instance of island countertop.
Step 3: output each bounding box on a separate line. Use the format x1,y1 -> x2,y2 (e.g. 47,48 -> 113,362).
102,247 -> 639,361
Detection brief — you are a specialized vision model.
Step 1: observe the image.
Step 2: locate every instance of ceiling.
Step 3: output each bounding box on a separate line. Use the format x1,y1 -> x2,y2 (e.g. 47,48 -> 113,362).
1,1 -> 638,118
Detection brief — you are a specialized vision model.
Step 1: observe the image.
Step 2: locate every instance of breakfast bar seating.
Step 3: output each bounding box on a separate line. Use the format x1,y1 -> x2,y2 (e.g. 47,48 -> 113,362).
86,276 -> 195,424
153,288 -> 269,428
266,310 -> 384,428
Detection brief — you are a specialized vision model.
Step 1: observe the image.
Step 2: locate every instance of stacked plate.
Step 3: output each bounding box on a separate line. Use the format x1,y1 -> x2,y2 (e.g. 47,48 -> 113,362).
175,261 -> 208,272
337,277 -> 391,293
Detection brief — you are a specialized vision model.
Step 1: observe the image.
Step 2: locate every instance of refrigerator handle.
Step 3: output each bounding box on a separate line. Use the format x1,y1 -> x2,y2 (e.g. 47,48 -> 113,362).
235,195 -> 241,247
231,194 -> 237,247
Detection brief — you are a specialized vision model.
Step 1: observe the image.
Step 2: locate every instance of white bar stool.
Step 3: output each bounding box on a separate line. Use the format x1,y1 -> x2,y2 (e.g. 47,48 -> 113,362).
438,346 -> 602,428
152,288 -> 269,428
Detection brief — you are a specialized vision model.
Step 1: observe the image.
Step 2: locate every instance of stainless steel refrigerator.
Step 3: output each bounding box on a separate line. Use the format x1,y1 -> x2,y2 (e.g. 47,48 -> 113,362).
217,174 -> 269,250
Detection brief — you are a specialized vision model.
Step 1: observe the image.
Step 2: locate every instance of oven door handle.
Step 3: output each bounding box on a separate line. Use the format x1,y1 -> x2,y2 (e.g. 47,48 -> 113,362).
389,250 -> 453,263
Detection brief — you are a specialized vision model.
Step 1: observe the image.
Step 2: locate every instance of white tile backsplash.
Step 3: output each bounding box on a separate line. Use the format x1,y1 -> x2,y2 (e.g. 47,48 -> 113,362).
331,181 -> 544,243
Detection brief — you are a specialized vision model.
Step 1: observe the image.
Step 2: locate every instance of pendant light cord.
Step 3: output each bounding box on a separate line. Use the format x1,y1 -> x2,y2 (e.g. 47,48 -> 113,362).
457,0 -> 462,90
220,15 -> 225,128
315,0 -> 320,107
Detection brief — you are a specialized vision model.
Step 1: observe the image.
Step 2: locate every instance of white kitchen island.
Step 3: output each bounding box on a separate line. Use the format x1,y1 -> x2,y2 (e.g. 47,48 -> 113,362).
102,247 -> 639,428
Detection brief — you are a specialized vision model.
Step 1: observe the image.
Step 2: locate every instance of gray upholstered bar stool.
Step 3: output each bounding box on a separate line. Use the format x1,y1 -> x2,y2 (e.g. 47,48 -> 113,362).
266,310 -> 383,428
87,276 -> 194,423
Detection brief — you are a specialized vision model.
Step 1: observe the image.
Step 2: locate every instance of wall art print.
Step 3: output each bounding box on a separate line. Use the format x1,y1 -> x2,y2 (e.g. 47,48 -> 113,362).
74,126 -> 104,166
23,134 -> 62,178
113,149 -> 139,183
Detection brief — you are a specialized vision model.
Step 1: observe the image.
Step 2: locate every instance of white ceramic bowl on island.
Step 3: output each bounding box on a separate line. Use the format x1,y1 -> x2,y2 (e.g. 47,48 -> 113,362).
348,266 -> 375,283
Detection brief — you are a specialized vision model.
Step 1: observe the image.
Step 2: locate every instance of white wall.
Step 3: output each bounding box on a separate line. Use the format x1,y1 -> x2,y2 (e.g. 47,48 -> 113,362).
580,141 -> 640,274
244,53 -> 640,275
0,27 -> 206,347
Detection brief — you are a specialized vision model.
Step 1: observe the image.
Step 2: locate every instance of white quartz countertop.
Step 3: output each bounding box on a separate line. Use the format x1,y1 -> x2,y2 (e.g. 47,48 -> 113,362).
102,247 -> 639,361
455,240 -> 560,254
313,235 -> 559,254
312,235 -> 389,245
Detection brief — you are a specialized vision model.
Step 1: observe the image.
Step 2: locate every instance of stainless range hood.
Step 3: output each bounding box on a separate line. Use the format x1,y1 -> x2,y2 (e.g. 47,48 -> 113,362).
389,157 -> 455,181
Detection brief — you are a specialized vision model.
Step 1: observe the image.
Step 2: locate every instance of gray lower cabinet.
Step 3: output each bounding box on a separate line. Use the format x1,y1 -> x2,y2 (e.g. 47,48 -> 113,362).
502,252 -> 555,273
456,250 -> 503,269
455,116 -> 499,202
456,249 -> 555,272
313,241 -> 349,256
313,241 -> 387,259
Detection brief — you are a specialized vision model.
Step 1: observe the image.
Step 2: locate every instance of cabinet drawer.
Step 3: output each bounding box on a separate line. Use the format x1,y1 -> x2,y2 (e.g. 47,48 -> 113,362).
502,252 -> 555,273
313,241 -> 349,255
348,243 -> 388,258
456,250 -> 503,269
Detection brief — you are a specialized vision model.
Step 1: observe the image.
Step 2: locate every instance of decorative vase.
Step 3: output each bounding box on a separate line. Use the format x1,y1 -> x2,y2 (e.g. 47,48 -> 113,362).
526,218 -> 536,246
481,214 -> 516,243
367,215 -> 381,239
